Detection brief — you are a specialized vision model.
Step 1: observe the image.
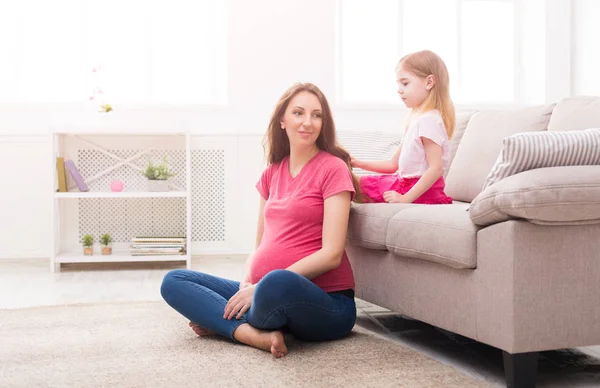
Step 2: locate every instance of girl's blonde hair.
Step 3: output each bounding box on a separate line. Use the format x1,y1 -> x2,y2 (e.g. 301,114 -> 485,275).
397,50 -> 456,139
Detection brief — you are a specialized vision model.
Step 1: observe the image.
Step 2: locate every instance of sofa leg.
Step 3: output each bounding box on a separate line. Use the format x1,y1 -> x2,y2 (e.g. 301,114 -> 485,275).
502,351 -> 538,388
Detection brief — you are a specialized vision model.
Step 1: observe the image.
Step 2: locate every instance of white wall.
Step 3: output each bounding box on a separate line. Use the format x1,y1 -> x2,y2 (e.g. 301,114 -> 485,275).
0,136 -> 52,259
572,0 -> 600,96
0,0 -> 407,137
0,0 -> 594,260
0,0 -> 404,260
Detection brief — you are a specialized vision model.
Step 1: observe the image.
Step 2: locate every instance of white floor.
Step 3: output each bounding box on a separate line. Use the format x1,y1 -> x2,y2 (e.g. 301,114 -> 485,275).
1,257 -> 599,388
0,256 -> 244,309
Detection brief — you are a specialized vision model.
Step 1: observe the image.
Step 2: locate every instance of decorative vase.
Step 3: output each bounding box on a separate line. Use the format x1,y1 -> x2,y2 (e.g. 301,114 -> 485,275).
83,247 -> 93,256
110,180 -> 124,192
101,246 -> 112,255
147,179 -> 170,192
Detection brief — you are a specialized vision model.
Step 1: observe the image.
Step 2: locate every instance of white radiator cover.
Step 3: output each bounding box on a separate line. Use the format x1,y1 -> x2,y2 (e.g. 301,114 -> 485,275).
76,149 -> 227,244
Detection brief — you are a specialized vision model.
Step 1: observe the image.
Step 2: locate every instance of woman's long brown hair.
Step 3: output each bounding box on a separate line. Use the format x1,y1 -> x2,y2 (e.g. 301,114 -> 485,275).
263,82 -> 365,203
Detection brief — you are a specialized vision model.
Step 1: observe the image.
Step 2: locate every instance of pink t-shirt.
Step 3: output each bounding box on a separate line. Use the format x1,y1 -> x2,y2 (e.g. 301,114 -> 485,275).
252,151 -> 356,292
397,110 -> 450,178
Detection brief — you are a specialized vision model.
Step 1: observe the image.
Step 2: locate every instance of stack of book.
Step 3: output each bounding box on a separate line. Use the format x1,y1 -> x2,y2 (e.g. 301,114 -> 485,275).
130,237 -> 186,256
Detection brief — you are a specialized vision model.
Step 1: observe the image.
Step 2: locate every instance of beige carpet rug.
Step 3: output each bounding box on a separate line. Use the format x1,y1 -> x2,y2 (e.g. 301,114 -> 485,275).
0,302 -> 488,387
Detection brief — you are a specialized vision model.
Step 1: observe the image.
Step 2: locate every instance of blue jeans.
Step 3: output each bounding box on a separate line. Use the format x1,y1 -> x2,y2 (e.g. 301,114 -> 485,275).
160,269 -> 356,342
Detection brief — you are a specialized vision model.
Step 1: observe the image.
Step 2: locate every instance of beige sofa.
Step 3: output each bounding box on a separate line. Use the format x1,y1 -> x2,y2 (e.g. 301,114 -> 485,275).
344,96 -> 600,388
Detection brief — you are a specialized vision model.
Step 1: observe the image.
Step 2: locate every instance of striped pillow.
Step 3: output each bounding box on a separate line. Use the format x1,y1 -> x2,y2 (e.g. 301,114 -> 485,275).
483,128 -> 600,190
337,131 -> 402,176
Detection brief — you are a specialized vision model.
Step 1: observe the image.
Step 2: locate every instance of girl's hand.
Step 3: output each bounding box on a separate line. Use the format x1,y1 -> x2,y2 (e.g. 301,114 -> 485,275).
350,157 -> 361,168
383,191 -> 411,203
224,284 -> 255,320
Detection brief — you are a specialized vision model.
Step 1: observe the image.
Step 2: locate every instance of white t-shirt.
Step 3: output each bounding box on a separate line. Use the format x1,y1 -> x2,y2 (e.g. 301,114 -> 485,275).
397,110 -> 450,178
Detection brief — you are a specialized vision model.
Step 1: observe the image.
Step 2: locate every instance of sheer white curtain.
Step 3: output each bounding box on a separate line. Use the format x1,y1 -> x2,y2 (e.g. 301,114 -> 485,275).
337,0 -> 546,105
338,0 -> 400,103
0,0 -> 227,104
573,0 -> 600,96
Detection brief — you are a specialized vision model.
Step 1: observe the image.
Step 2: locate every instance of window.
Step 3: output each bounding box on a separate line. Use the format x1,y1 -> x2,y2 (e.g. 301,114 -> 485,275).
0,0 -> 227,104
573,0 -> 600,96
337,0 -> 546,105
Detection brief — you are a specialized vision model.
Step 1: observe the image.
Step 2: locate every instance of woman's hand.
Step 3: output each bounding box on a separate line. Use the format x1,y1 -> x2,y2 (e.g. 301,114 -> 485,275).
350,157 -> 361,168
239,281 -> 253,290
224,284 -> 256,320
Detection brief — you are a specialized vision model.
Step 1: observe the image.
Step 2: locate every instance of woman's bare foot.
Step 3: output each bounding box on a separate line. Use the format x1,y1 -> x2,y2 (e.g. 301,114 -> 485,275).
269,331 -> 287,358
233,323 -> 288,358
188,321 -> 215,337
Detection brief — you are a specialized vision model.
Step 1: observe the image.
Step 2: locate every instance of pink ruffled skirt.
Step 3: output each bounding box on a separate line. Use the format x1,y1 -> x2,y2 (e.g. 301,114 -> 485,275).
359,174 -> 453,204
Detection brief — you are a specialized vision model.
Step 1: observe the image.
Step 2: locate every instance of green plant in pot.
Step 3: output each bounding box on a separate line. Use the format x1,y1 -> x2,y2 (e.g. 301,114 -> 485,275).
100,233 -> 112,255
82,234 -> 94,256
142,157 -> 176,192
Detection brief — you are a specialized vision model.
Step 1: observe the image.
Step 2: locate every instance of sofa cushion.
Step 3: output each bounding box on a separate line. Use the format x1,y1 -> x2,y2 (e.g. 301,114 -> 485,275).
548,96 -> 600,131
385,202 -> 478,269
483,128 -> 600,190
445,104 -> 555,203
347,203 -> 415,250
470,166 -> 600,226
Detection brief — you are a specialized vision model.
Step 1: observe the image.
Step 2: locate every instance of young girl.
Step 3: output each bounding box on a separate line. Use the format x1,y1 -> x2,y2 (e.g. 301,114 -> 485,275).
351,50 -> 455,204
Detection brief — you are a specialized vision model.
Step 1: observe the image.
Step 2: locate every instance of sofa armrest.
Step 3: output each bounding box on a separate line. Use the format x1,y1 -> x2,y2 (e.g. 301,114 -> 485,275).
469,166 -> 600,226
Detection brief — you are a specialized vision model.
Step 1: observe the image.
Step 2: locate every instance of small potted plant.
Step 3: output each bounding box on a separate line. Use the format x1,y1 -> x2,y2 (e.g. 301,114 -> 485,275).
100,233 -> 112,255
82,234 -> 94,255
142,157 -> 176,192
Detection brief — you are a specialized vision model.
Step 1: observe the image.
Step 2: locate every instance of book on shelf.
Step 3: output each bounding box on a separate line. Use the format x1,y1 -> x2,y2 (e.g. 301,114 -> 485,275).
130,236 -> 186,256
131,251 -> 185,256
131,248 -> 183,255
64,159 -> 89,192
131,237 -> 186,243
56,157 -> 67,192
131,244 -> 185,248
56,157 -> 89,193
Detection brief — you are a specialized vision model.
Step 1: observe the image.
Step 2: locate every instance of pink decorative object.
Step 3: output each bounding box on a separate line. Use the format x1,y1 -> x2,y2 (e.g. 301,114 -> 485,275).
110,180 -> 124,192
90,64 -> 111,112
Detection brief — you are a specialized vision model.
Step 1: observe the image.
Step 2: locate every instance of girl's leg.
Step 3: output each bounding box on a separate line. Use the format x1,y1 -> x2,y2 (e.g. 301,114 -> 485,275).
403,176 -> 453,204
359,175 -> 385,202
246,270 -> 357,342
160,269 -> 245,340
360,174 -> 402,203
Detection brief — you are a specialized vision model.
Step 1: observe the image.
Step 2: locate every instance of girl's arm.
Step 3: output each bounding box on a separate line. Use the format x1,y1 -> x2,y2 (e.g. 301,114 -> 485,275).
285,191 -> 352,279
351,145 -> 402,174
240,197 -> 266,287
401,137 -> 444,202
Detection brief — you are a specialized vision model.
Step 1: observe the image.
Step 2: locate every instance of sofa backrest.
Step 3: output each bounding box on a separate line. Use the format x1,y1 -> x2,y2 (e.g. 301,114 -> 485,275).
548,96 -> 600,131
337,131 -> 402,176
445,111 -> 477,178
340,96 -> 600,204
338,111 -> 475,177
444,104 -> 555,203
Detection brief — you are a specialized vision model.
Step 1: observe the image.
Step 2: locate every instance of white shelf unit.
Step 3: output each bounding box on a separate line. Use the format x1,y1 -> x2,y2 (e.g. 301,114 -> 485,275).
50,132 -> 192,272
54,191 -> 188,199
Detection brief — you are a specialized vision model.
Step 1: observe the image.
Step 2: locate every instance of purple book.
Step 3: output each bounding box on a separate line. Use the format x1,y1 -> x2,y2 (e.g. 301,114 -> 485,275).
64,160 -> 89,192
